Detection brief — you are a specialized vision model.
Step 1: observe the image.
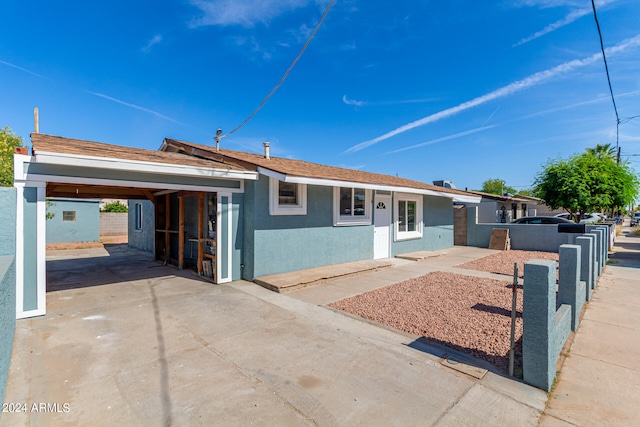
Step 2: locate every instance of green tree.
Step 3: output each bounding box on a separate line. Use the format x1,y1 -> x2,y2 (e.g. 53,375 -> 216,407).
101,201 -> 128,213
533,147 -> 639,220
480,178 -> 516,195
0,126 -> 25,187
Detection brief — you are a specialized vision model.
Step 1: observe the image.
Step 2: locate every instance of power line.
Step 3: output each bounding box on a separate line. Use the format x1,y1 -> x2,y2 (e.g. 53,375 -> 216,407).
591,0 -> 620,149
216,0 -> 335,144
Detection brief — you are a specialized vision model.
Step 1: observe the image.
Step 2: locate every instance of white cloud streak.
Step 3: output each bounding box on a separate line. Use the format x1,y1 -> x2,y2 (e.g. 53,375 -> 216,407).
84,90 -> 183,124
142,34 -> 163,53
189,0 -> 314,28
344,34 -> 640,154
342,95 -> 366,107
385,125 -> 497,154
0,59 -> 48,80
513,8 -> 590,47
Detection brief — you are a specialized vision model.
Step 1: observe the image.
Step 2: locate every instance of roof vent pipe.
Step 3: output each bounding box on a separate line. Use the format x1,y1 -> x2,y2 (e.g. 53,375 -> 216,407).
34,107 -> 39,133
263,142 -> 270,159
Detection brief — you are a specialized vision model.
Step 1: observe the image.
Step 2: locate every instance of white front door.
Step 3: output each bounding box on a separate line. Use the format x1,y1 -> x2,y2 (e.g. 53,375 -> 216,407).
374,194 -> 391,259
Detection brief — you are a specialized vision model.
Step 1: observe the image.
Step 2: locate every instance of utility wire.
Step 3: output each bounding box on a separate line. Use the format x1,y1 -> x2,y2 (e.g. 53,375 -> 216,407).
591,0 -> 620,149
217,0 -> 335,143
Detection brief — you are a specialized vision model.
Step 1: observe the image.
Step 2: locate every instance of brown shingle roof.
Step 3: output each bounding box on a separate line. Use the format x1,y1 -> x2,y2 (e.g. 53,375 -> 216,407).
163,138 -> 472,197
31,133 -> 248,171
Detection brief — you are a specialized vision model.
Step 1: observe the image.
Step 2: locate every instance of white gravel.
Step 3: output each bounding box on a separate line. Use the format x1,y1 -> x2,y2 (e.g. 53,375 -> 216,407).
330,250 -> 560,374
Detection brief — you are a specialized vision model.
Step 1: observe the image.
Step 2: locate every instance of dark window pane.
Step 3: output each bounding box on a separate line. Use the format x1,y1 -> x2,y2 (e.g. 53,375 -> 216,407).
278,182 -> 298,205
340,187 -> 352,215
407,201 -> 416,232
62,211 -> 76,222
399,201 -> 406,232
354,188 -> 365,215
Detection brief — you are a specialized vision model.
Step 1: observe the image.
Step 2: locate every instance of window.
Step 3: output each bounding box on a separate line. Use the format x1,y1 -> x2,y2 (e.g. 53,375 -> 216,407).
333,187 -> 371,225
269,177 -> 307,215
62,211 -> 76,222
394,194 -> 422,240
134,203 -> 143,231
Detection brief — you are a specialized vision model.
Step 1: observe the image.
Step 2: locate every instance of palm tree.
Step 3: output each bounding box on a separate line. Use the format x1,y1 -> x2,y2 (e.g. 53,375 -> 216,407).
586,143 -> 616,159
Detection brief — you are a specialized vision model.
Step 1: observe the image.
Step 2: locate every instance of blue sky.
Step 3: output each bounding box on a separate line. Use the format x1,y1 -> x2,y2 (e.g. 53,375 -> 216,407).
2,0 -> 639,191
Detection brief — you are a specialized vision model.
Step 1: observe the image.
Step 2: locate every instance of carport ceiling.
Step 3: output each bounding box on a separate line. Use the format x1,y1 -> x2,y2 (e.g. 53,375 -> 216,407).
46,183 -> 156,200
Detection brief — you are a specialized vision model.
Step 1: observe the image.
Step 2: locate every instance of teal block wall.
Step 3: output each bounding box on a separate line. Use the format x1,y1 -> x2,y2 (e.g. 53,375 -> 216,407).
0,188 -> 16,412
46,198 -> 100,244
0,188 -> 16,257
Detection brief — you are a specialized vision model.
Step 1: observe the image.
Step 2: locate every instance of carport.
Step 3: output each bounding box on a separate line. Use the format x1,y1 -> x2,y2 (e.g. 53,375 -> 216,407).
13,133 -> 257,319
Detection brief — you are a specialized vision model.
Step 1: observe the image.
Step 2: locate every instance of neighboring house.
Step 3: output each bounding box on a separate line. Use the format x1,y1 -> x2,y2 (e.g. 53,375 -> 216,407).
14,133 -> 480,319
462,191 -> 533,223
510,194 -> 567,217
45,198 -> 100,244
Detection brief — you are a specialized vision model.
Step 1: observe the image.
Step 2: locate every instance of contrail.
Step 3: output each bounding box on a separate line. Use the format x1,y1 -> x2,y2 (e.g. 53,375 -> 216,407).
344,34 -> 640,154
385,125 -> 497,154
84,90 -> 184,124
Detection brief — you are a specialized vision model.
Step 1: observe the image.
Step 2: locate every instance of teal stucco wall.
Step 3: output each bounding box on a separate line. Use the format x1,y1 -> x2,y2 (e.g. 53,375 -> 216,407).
243,176 -> 375,279
0,187 -> 16,411
46,198 -> 100,244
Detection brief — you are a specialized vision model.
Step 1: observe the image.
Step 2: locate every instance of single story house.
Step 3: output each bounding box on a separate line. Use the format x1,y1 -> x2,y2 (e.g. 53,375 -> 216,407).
462,190 -> 535,223
13,133 -> 479,319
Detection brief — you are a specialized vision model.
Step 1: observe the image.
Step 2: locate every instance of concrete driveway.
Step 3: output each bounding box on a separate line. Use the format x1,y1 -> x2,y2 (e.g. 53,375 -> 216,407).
2,247 -> 545,426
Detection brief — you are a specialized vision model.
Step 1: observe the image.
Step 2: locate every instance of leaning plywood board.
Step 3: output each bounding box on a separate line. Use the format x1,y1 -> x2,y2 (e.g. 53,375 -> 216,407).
489,228 -> 510,250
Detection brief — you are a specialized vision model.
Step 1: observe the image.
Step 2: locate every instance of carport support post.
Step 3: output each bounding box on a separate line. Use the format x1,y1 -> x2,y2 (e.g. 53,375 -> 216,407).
165,193 -> 170,263
178,195 -> 184,270
197,194 -> 204,275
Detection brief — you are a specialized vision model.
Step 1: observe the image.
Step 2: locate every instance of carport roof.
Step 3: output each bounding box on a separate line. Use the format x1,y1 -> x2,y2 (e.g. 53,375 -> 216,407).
31,133 -> 250,172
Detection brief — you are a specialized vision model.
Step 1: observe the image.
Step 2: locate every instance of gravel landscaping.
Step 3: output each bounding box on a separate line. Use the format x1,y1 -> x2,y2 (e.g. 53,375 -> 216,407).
330,250 -> 561,374
456,249 -> 559,277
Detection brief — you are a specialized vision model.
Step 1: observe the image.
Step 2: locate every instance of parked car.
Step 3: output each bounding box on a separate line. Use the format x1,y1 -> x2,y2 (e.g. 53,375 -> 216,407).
579,213 -> 604,224
554,212 -> 572,220
631,212 -> 640,227
511,216 -> 575,224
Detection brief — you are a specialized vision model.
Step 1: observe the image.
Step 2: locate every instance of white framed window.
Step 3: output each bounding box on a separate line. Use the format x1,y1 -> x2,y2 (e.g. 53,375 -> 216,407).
269,177 -> 307,215
134,202 -> 143,231
333,187 -> 372,226
394,193 -> 423,241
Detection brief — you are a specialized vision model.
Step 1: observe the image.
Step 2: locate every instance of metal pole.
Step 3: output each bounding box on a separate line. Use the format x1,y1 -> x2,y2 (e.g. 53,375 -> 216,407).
509,262 -> 518,377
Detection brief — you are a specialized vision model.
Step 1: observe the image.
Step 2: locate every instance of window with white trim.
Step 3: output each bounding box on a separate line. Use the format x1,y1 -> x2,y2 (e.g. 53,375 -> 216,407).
334,187 -> 372,225
394,194 -> 423,240
269,177 -> 307,215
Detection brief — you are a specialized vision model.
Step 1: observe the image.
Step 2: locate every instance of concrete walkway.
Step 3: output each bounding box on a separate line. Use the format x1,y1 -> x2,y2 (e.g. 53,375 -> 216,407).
540,226 -> 640,426
2,245 -> 546,426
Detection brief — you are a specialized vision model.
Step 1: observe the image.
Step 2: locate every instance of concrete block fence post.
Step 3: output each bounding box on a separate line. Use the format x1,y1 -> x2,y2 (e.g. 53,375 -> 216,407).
587,228 -> 603,278
584,233 -> 599,288
576,236 -> 594,299
558,245 -> 583,331
523,259 -> 571,391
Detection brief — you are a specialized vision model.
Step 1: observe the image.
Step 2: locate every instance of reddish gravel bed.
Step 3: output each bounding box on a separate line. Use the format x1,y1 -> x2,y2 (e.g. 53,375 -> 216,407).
456,250 -> 559,277
330,271 -> 522,373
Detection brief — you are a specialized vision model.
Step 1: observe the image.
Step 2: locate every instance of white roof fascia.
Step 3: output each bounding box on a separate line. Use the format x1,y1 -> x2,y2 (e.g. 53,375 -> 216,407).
256,167 -> 481,203
33,151 -> 258,181
15,174 -> 246,194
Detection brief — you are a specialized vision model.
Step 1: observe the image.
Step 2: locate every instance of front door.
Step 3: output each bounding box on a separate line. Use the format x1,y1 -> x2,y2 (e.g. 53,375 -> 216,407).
374,194 -> 391,259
